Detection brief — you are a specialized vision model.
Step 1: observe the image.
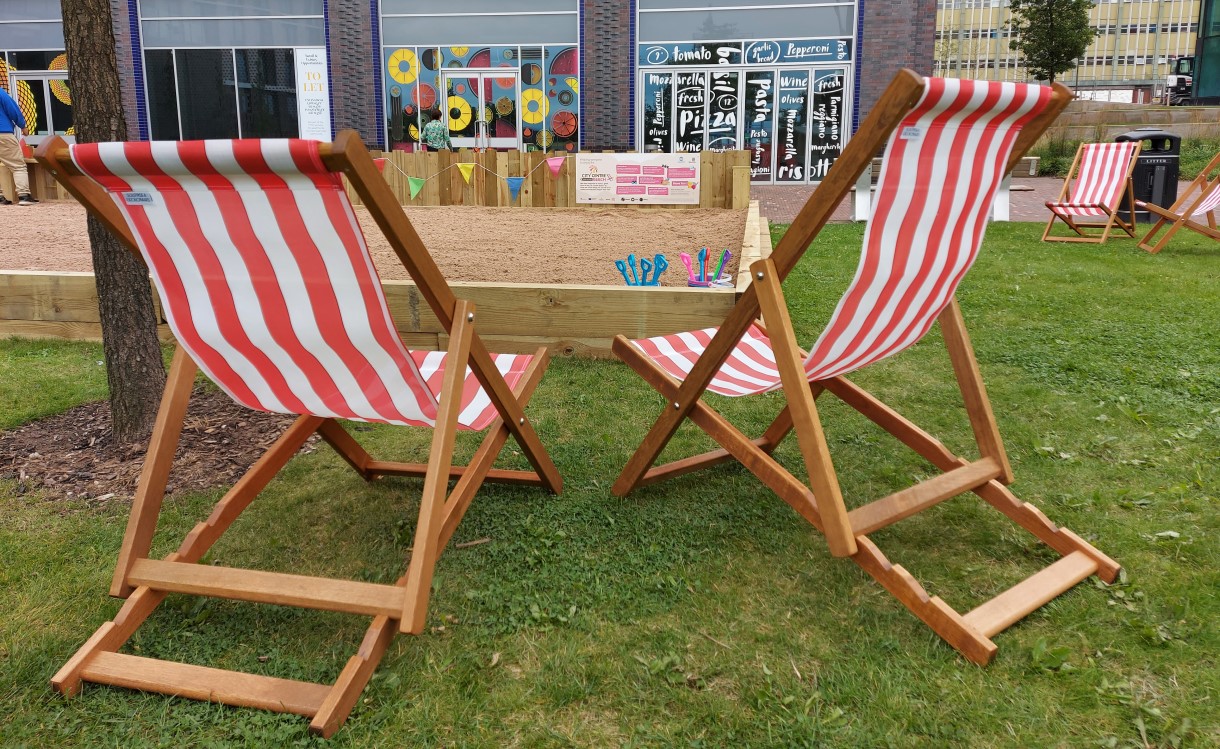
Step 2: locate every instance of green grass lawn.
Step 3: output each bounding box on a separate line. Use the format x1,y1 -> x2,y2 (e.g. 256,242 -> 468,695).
1,222 -> 1217,748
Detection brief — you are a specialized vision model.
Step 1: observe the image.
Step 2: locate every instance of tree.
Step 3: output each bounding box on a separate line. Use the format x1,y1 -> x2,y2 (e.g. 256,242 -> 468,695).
1008,0 -> 1098,84
62,0 -> 166,443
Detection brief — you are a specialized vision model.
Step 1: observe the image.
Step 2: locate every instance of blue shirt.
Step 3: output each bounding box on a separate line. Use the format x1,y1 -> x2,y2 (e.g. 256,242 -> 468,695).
0,87 -> 27,134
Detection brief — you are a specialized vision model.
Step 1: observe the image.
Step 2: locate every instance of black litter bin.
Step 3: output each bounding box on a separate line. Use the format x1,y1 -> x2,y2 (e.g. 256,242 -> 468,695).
1115,128 -> 1181,223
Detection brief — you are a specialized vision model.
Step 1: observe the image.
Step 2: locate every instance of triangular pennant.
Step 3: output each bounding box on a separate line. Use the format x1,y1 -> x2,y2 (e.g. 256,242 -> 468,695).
506,176 -> 525,202
457,162 -> 476,183
546,156 -> 565,178
373,158 -> 387,173
408,177 -> 426,200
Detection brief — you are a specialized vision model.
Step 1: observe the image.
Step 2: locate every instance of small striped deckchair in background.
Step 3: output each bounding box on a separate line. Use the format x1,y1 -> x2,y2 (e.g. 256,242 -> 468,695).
613,71 -> 1119,666
1043,140 -> 1141,243
1137,150 -> 1220,253
36,131 -> 563,737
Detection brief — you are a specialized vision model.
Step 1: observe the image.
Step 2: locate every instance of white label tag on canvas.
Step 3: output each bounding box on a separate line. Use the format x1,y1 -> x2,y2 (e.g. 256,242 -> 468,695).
899,126 -> 922,140
122,192 -> 155,206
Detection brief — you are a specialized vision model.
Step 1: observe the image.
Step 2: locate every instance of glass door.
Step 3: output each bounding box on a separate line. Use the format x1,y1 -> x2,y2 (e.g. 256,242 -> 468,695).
10,73 -> 74,145
441,69 -> 521,150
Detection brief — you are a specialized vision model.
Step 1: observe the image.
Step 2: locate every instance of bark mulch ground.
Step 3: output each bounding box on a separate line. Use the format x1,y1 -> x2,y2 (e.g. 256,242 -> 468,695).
0,388 -> 314,508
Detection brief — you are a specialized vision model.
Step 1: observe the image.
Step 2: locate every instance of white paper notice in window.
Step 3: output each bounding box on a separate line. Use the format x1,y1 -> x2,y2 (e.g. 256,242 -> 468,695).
296,48 -> 333,142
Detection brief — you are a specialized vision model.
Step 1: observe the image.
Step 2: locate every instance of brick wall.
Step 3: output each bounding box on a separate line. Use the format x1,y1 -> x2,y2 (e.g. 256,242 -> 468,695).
581,0 -> 633,151
327,0 -> 378,146
111,0 -> 141,140
858,0 -> 937,121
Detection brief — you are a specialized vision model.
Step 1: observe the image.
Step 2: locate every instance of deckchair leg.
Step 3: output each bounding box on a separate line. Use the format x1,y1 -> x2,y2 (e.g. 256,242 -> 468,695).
310,610 -> 399,738
110,346 -> 197,597
939,299 -> 1013,483
401,300 -> 476,634
436,345 -> 553,552
754,258 -> 856,557
851,536 -> 998,665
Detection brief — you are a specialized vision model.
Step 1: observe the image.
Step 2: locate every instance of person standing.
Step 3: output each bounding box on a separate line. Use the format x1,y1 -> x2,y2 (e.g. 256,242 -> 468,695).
421,109 -> 452,151
0,86 -> 35,206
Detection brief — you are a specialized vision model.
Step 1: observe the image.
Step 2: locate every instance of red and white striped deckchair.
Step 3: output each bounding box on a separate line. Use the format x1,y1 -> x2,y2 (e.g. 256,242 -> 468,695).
1043,141 -> 1141,243
36,131 -> 562,737
1137,150 -> 1220,253
613,71 -> 1119,666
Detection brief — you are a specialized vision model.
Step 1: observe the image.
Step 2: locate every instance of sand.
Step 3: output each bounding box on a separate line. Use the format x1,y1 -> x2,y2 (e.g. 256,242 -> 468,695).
2,202 -> 747,288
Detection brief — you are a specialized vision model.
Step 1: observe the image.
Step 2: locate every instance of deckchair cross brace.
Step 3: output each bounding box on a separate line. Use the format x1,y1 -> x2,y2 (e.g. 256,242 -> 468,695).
613,71 -> 1120,665
37,131 -> 563,737
1137,149 -> 1220,253
1043,140 -> 1141,243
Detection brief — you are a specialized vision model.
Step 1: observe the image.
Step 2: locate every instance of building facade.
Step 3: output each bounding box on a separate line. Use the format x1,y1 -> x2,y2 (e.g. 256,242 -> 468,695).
0,0 -> 934,185
935,0 -> 1202,100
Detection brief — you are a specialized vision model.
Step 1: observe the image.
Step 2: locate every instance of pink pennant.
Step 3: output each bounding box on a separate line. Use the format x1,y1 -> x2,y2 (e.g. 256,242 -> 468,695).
546,156 -> 565,178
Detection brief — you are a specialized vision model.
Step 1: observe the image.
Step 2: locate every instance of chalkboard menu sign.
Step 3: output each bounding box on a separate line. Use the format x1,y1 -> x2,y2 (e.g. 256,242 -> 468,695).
775,69 -> 809,182
808,71 -> 844,180
674,71 -> 706,152
744,71 -> 775,181
643,72 -> 673,152
707,70 -> 740,151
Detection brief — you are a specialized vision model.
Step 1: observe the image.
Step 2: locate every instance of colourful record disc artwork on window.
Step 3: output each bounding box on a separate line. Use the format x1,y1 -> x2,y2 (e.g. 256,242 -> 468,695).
413,84 -> 437,111
383,45 -> 581,153
447,95 -> 472,130
495,65 -> 516,89
2,64 -> 38,132
551,110 -> 577,138
549,47 -> 577,76
388,48 -> 419,85
521,88 -> 548,124
49,53 -> 71,105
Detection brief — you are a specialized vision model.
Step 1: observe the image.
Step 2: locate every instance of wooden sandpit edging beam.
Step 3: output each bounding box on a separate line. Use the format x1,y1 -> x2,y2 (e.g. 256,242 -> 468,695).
0,203 -> 765,358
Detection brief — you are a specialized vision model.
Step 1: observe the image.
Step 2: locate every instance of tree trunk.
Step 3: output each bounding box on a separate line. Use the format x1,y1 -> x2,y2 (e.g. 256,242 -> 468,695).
62,0 -> 166,444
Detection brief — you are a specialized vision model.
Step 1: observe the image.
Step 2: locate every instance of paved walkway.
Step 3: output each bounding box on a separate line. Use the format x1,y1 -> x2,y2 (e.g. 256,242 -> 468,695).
753,177 -> 1192,224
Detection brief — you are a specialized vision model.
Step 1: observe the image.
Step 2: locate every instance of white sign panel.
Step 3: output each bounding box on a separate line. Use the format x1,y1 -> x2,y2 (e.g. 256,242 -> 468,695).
575,153 -> 701,205
295,48 -> 332,141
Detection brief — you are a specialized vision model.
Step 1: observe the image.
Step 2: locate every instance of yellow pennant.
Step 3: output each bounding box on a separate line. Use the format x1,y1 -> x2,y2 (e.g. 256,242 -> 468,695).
457,162 -> 476,184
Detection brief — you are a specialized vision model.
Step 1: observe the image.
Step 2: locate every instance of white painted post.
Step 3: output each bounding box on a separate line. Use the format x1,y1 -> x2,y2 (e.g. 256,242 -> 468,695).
991,173 -> 1011,222
853,164 -> 872,221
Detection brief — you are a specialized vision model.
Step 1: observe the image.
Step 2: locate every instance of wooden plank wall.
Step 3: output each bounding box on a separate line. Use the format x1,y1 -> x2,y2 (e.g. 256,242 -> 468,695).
0,271 -> 737,358
20,149 -> 750,208
352,149 -> 751,209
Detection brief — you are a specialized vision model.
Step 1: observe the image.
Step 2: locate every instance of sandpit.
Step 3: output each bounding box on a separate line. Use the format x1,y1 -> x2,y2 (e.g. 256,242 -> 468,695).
3,202 -> 746,288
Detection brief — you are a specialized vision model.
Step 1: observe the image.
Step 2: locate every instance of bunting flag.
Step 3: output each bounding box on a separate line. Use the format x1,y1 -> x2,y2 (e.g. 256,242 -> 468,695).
506,177 -> 525,202
383,153 -> 572,202
408,177 -> 426,199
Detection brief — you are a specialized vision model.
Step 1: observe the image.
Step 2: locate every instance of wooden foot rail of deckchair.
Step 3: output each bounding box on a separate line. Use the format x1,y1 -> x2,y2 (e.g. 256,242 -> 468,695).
611,70 -> 1120,665
38,132 -> 562,737
1043,141 -> 1141,243
1137,150 -> 1220,253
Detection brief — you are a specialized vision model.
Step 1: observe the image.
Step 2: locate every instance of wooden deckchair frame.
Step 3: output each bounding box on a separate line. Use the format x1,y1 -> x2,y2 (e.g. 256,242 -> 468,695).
612,71 -> 1120,665
1137,150 -> 1220,253
1042,141 -> 1141,243
36,130 -> 563,737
